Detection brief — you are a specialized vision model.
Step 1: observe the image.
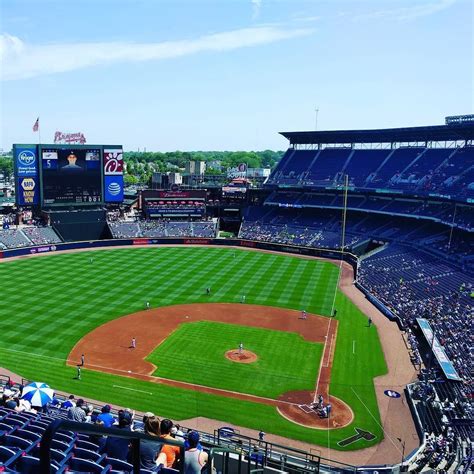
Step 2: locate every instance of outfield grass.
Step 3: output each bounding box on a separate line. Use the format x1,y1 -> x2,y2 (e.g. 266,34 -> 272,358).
0,247 -> 387,450
147,321 -> 323,398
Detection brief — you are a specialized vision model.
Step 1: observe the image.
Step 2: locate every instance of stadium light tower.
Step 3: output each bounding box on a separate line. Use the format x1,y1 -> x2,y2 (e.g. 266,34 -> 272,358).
314,107 -> 319,131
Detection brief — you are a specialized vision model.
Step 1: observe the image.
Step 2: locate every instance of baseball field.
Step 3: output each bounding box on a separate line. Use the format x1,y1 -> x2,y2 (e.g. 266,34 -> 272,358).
0,246 -> 387,450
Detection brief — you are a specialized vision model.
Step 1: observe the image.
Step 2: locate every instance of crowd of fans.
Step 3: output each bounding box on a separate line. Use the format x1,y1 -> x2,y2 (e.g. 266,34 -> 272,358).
358,245 -> 473,471
108,219 -> 217,239
0,385 -> 209,473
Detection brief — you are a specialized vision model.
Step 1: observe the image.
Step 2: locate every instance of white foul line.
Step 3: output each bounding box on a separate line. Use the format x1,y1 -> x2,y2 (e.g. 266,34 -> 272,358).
113,385 -> 152,395
353,340 -> 355,354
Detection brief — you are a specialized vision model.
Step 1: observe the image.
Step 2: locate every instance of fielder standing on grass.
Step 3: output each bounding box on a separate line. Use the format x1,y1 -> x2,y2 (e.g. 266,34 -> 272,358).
76,366 -> 81,380
239,342 -> 244,354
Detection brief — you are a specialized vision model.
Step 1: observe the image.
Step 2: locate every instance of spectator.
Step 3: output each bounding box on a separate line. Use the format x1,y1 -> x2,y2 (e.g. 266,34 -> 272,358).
61,394 -> 75,409
160,418 -> 183,468
96,404 -> 116,427
103,411 -> 133,461
184,431 -> 208,474
140,415 -> 166,471
68,398 -> 86,422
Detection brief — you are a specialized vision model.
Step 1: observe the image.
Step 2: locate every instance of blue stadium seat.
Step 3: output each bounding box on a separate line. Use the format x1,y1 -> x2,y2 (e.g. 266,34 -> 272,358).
3,434 -> 36,454
74,446 -> 106,463
13,428 -> 41,443
0,445 -> 24,471
102,456 -> 133,472
13,454 -> 66,474
67,457 -> 112,473
75,438 -> 101,452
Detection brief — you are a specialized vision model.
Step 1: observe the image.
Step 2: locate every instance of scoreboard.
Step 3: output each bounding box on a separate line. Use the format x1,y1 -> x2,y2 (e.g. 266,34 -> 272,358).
13,144 -> 124,208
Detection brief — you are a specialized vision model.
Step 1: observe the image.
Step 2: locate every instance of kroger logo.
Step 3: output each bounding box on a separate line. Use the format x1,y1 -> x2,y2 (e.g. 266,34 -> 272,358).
108,181 -> 122,196
18,150 -> 36,167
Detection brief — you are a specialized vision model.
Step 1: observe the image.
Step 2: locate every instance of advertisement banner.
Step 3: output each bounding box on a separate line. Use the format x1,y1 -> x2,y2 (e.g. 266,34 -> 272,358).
417,318 -> 461,381
15,146 -> 38,176
17,176 -> 39,205
104,175 -> 124,202
104,149 -> 124,175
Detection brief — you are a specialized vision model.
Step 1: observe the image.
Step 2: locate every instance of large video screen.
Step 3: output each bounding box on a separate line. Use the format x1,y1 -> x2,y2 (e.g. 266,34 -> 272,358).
41,147 -> 103,205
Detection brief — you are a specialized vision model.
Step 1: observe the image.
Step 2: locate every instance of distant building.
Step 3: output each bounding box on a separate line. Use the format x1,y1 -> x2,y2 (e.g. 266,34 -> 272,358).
169,172 -> 182,185
185,160 -> 206,175
247,168 -> 271,178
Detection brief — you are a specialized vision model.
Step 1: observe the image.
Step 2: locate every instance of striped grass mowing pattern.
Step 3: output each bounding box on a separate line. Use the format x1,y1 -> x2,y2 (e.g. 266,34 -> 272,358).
0,247 -> 387,450
146,321 -> 324,398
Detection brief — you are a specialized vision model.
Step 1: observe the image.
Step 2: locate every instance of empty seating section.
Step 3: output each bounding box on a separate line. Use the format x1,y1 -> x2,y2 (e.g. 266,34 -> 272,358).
269,145 -> 473,198
427,146 -> 474,193
401,148 -> 453,182
305,148 -> 351,183
369,147 -> 424,187
268,150 -> 317,184
282,150 -> 316,176
344,149 -> 390,186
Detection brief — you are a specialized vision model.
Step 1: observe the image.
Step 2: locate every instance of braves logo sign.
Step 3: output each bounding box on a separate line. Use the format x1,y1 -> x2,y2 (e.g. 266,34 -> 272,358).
54,131 -> 87,144
104,149 -> 123,175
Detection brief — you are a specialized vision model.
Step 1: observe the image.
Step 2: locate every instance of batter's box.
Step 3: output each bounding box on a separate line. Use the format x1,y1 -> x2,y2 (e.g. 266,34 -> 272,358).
299,404 -> 314,413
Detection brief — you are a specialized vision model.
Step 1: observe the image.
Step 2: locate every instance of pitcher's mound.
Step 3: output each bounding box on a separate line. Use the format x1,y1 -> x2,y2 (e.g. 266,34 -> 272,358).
225,349 -> 258,364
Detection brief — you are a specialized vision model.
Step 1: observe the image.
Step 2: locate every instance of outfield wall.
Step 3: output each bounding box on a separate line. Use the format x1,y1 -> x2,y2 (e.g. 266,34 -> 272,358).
0,237 -> 359,273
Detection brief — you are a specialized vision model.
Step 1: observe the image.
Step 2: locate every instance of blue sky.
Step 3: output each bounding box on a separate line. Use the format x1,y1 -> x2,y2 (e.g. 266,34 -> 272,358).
1,0 -> 472,151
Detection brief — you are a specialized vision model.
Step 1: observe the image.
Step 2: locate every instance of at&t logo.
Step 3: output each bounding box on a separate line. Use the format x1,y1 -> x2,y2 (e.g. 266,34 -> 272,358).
108,181 -> 122,196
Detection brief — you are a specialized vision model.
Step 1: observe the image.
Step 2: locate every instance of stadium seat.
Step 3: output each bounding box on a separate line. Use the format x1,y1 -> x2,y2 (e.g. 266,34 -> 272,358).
0,445 -> 24,471
53,432 -> 75,444
67,457 -> 112,473
3,434 -> 36,454
74,446 -> 106,463
14,428 -> 41,443
13,454 -> 66,474
75,439 -> 100,451
0,422 -> 16,435
102,456 -> 133,472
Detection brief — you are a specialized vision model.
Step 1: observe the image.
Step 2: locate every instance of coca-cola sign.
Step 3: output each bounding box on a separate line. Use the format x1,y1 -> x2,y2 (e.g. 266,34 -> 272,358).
54,131 -> 87,144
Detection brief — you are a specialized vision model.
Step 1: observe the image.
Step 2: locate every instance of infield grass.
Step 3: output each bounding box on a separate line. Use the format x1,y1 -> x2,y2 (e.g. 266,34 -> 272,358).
147,321 -> 324,398
0,247 -> 387,450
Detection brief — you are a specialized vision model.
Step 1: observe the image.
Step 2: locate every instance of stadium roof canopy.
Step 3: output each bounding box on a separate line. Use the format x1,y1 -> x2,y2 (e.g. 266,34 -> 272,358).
280,123 -> 474,145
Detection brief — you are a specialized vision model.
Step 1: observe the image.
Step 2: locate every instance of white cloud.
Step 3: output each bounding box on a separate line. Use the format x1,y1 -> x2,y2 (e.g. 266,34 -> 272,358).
352,0 -> 457,22
252,0 -> 262,20
0,25 -> 313,81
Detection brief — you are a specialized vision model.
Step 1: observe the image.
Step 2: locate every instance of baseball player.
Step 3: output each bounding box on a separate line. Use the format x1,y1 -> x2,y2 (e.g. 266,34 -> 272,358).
239,342 -> 244,354
131,338 -> 136,349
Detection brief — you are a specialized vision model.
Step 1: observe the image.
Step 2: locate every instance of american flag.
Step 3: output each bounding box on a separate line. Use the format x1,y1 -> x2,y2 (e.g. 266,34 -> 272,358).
32,117 -> 39,132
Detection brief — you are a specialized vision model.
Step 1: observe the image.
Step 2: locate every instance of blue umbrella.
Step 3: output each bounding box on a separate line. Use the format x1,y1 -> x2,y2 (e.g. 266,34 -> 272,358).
21,382 -> 54,407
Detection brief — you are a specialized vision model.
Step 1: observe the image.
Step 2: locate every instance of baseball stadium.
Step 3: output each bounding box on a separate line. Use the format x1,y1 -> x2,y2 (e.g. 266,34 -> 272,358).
0,117 -> 472,473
